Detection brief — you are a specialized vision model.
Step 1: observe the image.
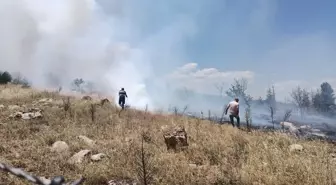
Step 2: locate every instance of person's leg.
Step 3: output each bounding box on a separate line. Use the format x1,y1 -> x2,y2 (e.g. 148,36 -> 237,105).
118,97 -> 122,107
236,115 -> 240,128
121,96 -> 125,109
229,115 -> 235,127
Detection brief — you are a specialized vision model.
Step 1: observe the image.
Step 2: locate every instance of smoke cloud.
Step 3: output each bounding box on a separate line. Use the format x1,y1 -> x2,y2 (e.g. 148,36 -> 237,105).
0,0 -> 199,109
1,0 -> 335,130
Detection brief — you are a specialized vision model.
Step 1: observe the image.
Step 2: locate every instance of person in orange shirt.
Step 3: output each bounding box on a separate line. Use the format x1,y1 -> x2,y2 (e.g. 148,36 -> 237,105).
225,98 -> 240,128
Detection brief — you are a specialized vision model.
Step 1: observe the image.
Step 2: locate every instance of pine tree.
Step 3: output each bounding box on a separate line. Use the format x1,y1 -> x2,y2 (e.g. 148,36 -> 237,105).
319,82 -> 335,113
0,71 -> 12,84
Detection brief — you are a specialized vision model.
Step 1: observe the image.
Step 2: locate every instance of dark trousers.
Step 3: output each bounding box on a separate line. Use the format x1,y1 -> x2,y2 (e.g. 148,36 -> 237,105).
118,96 -> 125,109
229,115 -> 240,128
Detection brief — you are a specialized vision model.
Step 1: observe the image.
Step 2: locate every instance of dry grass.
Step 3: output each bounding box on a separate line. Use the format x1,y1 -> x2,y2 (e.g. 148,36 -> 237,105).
0,85 -> 336,185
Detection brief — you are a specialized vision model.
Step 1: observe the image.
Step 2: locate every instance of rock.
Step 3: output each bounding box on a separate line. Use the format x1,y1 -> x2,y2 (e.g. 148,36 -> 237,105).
160,125 -> 168,131
108,179 -> 137,185
188,164 -> 197,168
39,177 -> 51,184
78,135 -> 95,147
299,125 -> 312,129
9,112 -> 24,119
50,141 -> 69,153
100,98 -> 110,105
311,128 -> 321,132
22,112 -> 42,120
311,132 -> 326,138
82,96 -> 92,100
14,152 -> 20,158
163,126 -> 188,151
22,113 -> 32,120
289,144 -> 303,152
68,149 -> 91,164
9,109 -> 43,120
0,104 -> 5,109
38,98 -> 53,104
8,105 -> 20,110
91,153 -> 106,162
125,137 -> 133,143
280,121 -> 299,133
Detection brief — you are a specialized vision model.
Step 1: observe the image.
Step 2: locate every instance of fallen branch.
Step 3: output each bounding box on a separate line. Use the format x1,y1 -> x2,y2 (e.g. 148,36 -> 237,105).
0,162 -> 84,185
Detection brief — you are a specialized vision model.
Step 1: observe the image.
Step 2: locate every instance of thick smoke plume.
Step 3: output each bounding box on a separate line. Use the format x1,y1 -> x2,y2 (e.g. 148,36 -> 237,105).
0,0 -> 196,109
1,0 -> 335,133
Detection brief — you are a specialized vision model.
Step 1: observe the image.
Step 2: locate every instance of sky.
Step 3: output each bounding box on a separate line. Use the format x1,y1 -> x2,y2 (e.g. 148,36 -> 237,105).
97,0 -> 336,102
0,0 -> 335,109
162,0 -> 336,102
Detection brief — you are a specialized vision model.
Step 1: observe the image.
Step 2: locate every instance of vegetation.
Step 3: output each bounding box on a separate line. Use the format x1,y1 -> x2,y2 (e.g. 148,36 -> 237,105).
0,85 -> 335,185
0,71 -> 12,84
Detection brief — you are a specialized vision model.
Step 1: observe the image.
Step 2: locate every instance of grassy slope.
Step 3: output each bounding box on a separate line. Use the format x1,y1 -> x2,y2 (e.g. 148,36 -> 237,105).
0,85 -> 335,185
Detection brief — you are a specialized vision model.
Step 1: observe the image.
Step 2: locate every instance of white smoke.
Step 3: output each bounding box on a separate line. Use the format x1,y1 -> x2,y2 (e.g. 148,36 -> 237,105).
0,0 -> 195,108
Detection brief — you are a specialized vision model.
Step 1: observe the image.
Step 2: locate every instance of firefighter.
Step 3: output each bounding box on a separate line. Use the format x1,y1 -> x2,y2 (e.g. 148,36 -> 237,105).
118,88 -> 128,109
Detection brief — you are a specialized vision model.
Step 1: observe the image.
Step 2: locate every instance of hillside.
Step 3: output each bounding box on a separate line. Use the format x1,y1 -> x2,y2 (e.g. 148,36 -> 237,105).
0,85 -> 335,185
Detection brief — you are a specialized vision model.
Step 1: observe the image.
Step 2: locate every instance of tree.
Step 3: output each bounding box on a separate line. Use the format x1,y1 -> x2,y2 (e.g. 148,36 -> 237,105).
85,81 -> 96,93
290,86 -> 310,117
72,78 -> 85,92
225,78 -> 253,105
266,85 -> 276,114
225,78 -> 253,128
313,82 -> 335,114
0,71 -> 12,84
320,82 -> 335,113
215,82 -> 225,97
312,89 -> 322,111
46,73 -> 61,87
11,73 -> 30,87
257,96 -> 264,105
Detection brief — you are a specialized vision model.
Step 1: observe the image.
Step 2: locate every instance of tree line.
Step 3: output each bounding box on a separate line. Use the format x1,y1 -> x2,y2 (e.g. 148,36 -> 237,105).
0,71 -> 30,86
224,78 -> 335,119
1,70 -> 335,118
290,82 -> 335,116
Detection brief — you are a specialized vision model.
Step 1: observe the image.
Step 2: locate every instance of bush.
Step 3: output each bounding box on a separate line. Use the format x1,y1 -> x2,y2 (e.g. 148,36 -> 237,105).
11,74 -> 31,88
0,71 -> 12,84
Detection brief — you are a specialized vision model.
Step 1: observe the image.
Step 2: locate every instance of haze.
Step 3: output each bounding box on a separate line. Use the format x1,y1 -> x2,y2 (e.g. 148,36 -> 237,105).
0,0 -> 335,115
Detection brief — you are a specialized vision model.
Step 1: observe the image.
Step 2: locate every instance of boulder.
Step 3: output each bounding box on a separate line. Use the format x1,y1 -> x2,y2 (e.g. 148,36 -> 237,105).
91,153 -> 106,162
280,121 -> 299,133
50,141 -> 69,153
78,135 -> 95,147
68,149 -> 91,164
37,98 -> 53,106
8,105 -> 21,110
289,144 -> 303,152
163,126 -> 188,151
9,108 -> 43,120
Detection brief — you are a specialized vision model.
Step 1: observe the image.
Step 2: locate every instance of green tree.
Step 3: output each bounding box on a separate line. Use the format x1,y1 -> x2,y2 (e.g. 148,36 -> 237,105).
317,82 -> 335,113
0,71 -> 12,84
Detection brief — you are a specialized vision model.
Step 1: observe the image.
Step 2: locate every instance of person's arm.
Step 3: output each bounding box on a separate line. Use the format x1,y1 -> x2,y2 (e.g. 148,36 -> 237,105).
237,104 -> 239,115
125,92 -> 128,98
225,103 -> 230,115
